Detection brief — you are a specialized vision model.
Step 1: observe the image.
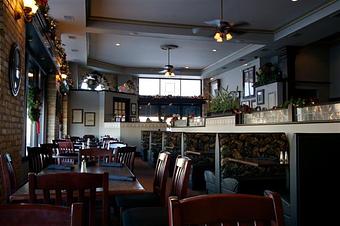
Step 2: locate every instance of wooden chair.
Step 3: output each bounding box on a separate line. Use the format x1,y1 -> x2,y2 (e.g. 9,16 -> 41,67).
79,148 -> 113,163
27,147 -> 53,173
40,143 -> 57,156
168,191 -> 284,226
0,203 -> 83,226
121,156 -> 191,226
114,146 -> 136,172
115,152 -> 171,212
57,140 -> 75,155
29,172 -> 109,226
0,153 -> 17,203
56,141 -> 77,164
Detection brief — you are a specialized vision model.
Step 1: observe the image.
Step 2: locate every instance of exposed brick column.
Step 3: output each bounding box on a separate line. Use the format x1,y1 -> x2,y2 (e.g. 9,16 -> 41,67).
46,74 -> 57,142
202,78 -> 210,116
62,95 -> 68,137
0,0 -> 26,202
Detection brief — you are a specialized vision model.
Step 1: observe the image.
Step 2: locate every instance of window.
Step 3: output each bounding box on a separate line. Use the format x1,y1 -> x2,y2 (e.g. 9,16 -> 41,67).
243,66 -> 255,98
139,78 -> 160,95
160,79 -> 180,96
181,80 -> 201,96
139,78 -> 201,96
113,97 -> 130,121
114,101 -> 126,116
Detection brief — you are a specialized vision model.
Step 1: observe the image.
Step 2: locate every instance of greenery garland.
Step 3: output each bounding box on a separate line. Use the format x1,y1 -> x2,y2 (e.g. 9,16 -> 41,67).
27,87 -> 42,122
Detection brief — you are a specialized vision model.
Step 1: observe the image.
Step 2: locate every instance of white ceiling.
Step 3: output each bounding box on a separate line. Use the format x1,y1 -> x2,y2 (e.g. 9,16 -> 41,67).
48,0 -> 340,76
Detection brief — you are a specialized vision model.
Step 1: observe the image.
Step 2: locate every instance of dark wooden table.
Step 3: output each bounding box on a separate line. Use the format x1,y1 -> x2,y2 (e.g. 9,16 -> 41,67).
10,165 -> 145,202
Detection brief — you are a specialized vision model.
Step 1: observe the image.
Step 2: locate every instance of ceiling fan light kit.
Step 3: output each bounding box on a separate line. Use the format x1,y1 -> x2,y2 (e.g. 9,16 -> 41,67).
160,44 -> 178,77
206,0 -> 248,43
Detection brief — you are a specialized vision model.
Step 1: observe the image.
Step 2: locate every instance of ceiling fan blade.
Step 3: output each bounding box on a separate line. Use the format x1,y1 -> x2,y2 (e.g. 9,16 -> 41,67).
192,27 -> 201,34
231,21 -> 250,27
230,29 -> 247,35
159,69 -> 167,73
204,19 -> 221,27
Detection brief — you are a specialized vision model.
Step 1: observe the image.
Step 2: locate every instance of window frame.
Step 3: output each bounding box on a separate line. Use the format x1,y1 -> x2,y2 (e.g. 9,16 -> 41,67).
138,77 -> 202,97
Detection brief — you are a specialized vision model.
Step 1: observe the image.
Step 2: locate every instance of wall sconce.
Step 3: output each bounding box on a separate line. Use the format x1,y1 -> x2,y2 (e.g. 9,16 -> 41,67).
15,0 -> 39,22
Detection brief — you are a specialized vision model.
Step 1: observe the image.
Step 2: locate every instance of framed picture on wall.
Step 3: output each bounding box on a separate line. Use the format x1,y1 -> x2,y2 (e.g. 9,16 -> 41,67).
84,112 -> 95,126
242,66 -> 255,98
72,109 -> 83,124
257,89 -> 265,105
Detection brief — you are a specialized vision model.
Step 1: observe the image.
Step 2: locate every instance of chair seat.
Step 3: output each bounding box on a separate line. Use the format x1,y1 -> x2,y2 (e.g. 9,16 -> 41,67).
116,192 -> 160,209
122,207 -> 168,226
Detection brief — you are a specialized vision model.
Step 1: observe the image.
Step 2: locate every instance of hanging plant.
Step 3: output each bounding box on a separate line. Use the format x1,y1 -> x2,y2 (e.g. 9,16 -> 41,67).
27,87 -> 42,122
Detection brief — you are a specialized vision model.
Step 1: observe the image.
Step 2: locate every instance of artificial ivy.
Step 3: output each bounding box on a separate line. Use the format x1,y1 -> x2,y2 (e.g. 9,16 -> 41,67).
27,87 -> 42,122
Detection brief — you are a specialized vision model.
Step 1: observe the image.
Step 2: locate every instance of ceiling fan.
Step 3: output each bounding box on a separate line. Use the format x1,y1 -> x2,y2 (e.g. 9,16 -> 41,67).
194,0 -> 249,42
159,44 -> 178,77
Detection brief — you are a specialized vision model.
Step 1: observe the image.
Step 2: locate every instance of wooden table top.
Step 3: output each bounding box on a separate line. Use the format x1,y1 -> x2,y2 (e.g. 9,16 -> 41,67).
10,165 -> 145,202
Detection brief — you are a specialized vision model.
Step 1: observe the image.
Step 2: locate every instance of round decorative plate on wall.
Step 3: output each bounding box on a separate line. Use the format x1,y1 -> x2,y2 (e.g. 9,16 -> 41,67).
8,43 -> 21,96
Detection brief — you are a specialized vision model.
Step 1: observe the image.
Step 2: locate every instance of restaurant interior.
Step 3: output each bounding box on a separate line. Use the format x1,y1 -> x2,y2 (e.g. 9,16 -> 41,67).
0,0 -> 340,226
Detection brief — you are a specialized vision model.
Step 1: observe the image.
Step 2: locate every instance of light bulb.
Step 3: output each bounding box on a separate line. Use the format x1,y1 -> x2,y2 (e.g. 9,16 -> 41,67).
31,3 -> 38,14
214,32 -> 222,41
216,37 -> 223,43
23,0 -> 38,13
61,73 -> 67,79
226,32 -> 233,41
165,71 -> 171,77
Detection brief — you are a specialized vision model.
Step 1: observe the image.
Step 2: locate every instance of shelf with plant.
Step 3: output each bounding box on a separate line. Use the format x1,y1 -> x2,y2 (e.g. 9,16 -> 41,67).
208,87 -> 240,115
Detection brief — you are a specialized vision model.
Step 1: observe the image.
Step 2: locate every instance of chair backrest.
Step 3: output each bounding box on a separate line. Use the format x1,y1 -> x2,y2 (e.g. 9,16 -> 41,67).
0,203 -> 83,226
0,153 -> 17,202
153,152 -> 171,206
27,147 -> 53,173
79,148 -> 113,163
114,146 -> 136,172
40,143 -> 57,155
29,172 -> 109,226
57,141 -> 75,154
169,156 -> 191,200
221,177 -> 239,194
203,170 -> 217,194
168,192 -> 285,226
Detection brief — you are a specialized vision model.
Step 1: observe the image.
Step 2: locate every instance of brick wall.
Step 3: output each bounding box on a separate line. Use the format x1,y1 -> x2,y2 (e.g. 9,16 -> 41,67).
0,0 -> 26,202
46,74 -> 58,142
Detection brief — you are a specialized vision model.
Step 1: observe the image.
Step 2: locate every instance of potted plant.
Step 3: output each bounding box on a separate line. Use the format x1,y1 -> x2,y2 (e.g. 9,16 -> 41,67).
208,87 -> 240,116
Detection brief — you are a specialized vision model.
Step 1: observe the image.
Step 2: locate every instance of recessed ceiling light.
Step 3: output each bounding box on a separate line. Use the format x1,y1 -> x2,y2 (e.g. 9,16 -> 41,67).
212,49 -> 217,52
292,0 -> 298,2
115,43 -> 121,46
185,66 -> 189,69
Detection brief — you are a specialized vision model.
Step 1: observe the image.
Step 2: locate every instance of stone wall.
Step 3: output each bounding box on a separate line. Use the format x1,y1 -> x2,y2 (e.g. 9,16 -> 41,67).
0,0 -> 26,202
219,133 -> 288,178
